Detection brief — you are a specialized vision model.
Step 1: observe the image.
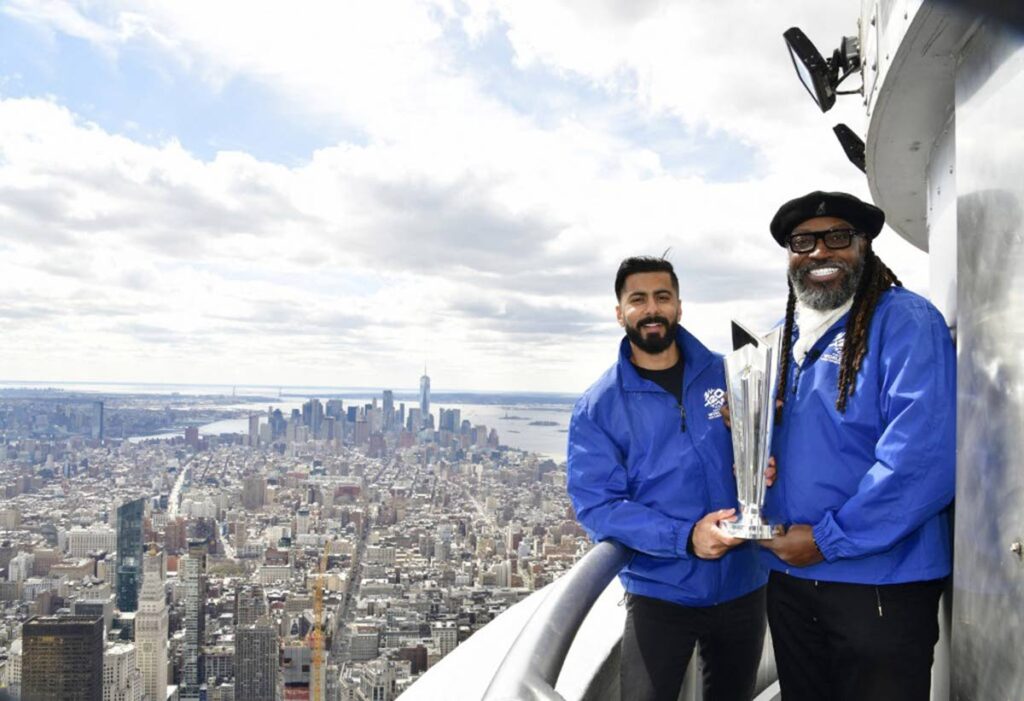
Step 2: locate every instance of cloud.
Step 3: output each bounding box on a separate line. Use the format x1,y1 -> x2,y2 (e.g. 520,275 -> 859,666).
0,303 -> 61,320
2,0 -> 119,46
0,2 -> 930,392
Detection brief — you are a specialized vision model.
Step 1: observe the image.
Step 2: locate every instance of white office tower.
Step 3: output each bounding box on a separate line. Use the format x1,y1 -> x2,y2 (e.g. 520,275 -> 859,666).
67,525 -> 118,557
295,508 -> 311,536
356,660 -> 404,701
7,551 -> 33,582
419,370 -> 431,426
431,621 -> 457,658
3,637 -> 22,699
104,642 -> 143,701
135,555 -> 168,701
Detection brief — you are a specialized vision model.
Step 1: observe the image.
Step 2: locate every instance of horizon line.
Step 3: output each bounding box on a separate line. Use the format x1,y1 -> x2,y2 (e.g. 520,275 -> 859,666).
0,378 -> 580,398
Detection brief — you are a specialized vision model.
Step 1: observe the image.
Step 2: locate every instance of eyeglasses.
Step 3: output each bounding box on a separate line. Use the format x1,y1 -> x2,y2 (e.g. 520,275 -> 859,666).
787,228 -> 860,254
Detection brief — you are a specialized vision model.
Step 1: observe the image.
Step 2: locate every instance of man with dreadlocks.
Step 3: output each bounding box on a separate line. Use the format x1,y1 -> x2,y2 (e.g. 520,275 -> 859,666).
757,191 -> 955,701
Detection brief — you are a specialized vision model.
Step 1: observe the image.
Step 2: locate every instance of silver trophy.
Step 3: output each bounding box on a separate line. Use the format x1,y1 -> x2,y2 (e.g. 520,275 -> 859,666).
722,321 -> 783,540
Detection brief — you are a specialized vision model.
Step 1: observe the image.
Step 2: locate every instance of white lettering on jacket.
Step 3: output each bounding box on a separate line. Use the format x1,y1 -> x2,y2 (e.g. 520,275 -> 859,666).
704,387 -> 726,419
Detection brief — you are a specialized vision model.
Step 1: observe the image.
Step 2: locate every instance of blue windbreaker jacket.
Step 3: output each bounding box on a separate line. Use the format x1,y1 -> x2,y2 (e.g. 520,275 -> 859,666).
567,327 -> 766,607
763,287 -> 956,584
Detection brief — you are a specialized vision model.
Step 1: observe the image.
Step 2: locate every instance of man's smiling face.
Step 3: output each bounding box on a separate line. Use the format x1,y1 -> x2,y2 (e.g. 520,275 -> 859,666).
787,216 -> 867,311
616,271 -> 681,355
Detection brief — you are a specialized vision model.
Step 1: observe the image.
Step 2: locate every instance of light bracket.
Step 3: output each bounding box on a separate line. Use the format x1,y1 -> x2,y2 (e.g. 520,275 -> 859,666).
783,27 -> 861,113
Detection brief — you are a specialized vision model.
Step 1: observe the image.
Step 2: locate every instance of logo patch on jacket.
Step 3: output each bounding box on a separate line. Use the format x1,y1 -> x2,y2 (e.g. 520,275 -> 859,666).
820,332 -> 845,365
704,388 -> 726,419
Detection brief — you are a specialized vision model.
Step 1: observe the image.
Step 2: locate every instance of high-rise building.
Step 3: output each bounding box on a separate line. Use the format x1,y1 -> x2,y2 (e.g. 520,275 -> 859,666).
419,371 -> 431,427
302,398 -> 324,436
349,624 -> 380,662
21,615 -> 104,701
325,399 -> 344,420
180,539 -> 208,700
406,409 -> 421,434
92,401 -> 105,441
242,476 -> 267,511
353,419 -> 370,445
382,390 -> 395,430
103,641 -> 143,701
235,624 -> 278,701
356,660 -> 402,701
203,644 -> 234,685
67,525 -> 118,557
234,584 -> 267,626
295,508 -> 311,535
431,621 -> 458,658
439,408 -> 461,432
116,498 -> 146,612
269,408 -> 286,440
135,551 -> 168,701
3,637 -> 22,699
72,597 -> 115,635
281,642 -> 314,696
248,413 -> 261,448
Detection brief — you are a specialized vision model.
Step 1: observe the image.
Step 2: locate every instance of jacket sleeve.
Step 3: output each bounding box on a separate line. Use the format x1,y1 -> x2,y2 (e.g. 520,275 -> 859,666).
812,305 -> 956,561
567,400 -> 694,559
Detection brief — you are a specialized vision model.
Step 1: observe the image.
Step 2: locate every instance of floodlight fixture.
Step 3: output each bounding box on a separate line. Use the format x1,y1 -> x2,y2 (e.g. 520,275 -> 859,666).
833,123 -> 866,173
783,27 -> 862,112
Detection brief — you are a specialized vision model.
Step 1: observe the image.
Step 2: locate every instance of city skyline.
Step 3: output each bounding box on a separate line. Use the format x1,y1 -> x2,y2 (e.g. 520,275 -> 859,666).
0,365 -> 579,699
0,1 -> 928,393
0,377 -> 577,398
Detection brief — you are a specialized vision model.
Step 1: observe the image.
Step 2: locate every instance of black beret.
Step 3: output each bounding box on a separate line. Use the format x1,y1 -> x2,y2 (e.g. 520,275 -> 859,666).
769,191 -> 885,246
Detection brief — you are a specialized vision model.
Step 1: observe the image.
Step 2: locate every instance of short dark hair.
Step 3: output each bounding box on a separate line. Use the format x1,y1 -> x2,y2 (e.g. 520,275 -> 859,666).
614,256 -> 679,299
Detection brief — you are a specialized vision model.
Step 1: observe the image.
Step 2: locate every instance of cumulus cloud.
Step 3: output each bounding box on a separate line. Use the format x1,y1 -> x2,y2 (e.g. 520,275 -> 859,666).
0,1 -> 929,392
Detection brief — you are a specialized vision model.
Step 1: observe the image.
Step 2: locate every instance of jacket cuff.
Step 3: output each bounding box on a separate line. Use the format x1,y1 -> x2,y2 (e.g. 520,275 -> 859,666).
676,521 -> 694,559
812,513 -> 842,562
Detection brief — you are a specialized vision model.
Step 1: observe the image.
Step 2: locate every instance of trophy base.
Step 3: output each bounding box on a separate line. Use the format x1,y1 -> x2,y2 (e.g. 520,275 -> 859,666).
721,519 -> 779,540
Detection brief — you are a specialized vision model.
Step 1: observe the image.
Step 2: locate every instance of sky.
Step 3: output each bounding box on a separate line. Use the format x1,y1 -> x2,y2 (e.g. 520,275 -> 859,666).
0,0 -> 928,394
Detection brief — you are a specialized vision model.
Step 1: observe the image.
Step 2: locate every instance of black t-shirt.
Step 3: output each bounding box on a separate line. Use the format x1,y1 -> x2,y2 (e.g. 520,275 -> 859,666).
634,355 -> 684,404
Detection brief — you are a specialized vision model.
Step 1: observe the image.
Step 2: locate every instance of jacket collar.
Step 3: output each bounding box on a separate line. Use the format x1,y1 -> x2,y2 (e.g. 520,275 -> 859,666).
789,308 -> 852,360
618,326 -> 716,393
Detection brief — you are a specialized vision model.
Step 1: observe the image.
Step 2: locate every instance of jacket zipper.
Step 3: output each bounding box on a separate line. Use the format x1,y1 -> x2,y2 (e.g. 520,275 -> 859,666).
679,366 -> 687,432
875,587 -> 884,617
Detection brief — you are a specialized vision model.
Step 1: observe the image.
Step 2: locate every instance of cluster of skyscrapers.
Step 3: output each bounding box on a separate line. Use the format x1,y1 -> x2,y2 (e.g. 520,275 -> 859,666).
245,372 -> 501,459
0,370 -> 574,701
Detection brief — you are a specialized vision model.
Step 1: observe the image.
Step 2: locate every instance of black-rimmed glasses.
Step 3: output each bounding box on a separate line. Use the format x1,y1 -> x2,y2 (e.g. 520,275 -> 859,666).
787,228 -> 860,254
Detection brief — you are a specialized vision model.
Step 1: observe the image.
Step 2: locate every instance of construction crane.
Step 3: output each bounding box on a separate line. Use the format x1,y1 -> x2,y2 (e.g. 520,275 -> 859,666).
309,540 -> 330,701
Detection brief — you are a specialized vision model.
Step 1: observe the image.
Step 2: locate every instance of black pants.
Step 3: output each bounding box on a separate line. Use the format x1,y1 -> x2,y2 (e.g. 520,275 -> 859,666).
621,587 -> 766,701
766,571 -> 944,701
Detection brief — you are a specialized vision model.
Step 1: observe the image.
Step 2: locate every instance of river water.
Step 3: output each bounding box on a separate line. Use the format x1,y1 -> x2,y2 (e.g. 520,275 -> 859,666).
2,381 -> 575,461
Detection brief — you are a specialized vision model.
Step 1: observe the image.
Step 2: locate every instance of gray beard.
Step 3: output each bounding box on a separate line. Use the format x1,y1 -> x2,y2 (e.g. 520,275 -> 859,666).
789,257 -> 864,311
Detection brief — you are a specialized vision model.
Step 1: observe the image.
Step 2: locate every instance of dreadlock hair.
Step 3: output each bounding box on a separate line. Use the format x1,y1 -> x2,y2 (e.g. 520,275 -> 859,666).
776,247 -> 902,421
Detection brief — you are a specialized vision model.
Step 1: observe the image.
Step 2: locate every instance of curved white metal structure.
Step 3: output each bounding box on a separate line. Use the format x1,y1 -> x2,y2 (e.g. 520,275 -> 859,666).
857,2 -> 1024,699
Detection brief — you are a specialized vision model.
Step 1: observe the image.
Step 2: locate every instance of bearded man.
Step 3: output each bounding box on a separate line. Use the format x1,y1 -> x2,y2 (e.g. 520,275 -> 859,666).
567,256 -> 767,701
760,192 -> 955,701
